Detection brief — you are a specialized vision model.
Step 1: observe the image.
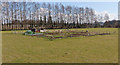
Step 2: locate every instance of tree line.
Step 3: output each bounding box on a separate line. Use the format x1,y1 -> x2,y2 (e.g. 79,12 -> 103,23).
0,2 -> 119,30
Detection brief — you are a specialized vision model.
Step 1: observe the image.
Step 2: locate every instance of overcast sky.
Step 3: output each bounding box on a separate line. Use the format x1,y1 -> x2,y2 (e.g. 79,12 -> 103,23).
2,0 -> 119,2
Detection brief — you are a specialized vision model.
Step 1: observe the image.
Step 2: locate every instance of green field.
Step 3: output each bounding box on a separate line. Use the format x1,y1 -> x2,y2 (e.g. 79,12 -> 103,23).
2,28 -> 118,63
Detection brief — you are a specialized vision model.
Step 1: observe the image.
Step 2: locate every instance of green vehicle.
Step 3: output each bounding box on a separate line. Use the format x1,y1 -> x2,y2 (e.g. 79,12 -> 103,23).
24,30 -> 34,35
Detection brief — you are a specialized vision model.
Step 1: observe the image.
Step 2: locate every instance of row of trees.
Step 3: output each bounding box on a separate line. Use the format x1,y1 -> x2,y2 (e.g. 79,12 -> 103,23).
1,2 -> 112,30
103,20 -> 120,28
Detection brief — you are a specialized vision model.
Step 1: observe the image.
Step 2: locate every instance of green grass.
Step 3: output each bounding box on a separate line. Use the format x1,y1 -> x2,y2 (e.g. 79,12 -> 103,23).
2,28 -> 118,63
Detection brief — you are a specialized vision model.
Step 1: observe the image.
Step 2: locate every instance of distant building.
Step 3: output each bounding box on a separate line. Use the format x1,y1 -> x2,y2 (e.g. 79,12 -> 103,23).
99,22 -> 104,26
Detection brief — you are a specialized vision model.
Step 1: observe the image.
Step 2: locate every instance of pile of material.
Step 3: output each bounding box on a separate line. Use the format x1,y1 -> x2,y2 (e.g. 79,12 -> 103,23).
23,29 -> 113,40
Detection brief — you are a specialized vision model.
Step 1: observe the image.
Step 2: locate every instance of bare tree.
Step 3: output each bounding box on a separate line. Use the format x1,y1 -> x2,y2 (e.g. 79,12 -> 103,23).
104,13 -> 109,21
1,2 -> 100,30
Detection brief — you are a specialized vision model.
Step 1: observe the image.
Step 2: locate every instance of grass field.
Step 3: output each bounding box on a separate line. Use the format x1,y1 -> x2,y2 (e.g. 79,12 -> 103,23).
2,28 -> 118,63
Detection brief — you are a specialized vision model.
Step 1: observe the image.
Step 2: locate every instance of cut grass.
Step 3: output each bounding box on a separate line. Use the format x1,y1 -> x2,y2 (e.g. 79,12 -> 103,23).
2,28 -> 118,63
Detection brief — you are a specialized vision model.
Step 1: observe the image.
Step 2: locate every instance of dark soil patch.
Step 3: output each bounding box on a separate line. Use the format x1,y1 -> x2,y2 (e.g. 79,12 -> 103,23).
25,30 -> 112,40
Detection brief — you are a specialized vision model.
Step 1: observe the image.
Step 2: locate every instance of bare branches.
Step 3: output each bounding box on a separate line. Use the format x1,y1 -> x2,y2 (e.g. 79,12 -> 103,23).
1,2 -> 110,30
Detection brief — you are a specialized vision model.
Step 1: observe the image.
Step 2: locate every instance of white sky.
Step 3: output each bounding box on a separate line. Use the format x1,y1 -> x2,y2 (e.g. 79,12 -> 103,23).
0,0 -> 120,2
